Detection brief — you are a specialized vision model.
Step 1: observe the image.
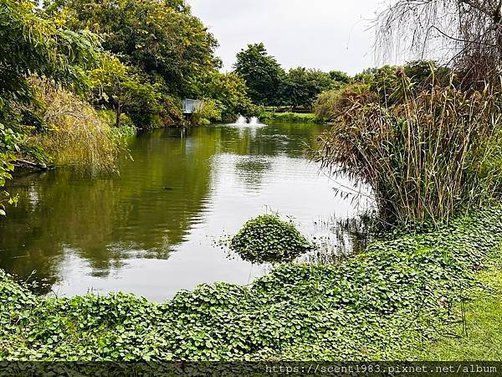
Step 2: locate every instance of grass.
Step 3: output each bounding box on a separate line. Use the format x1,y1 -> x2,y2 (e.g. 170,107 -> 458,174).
316,69 -> 502,226
25,81 -> 133,174
413,263 -> 502,360
260,112 -> 321,124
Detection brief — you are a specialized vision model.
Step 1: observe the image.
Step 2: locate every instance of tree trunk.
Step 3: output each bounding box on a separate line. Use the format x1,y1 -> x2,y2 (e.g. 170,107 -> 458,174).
115,102 -> 122,128
15,159 -> 49,170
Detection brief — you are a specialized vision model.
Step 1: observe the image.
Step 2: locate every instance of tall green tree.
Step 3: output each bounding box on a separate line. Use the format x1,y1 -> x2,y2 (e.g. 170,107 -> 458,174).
282,67 -> 333,109
329,70 -> 352,88
198,72 -> 256,120
234,43 -> 285,106
88,54 -> 164,128
45,0 -> 219,97
1,0 -> 99,108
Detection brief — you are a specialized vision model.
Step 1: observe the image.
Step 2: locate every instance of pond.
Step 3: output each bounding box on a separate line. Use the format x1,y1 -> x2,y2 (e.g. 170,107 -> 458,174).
0,122 -> 368,301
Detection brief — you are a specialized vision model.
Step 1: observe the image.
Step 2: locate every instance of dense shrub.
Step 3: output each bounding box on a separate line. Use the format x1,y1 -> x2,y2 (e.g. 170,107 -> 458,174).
26,82 -> 129,173
352,62 -> 452,105
199,72 -> 257,121
0,124 -> 19,215
97,110 -> 135,129
259,112 -> 320,124
313,84 -> 368,122
191,99 -> 222,126
229,214 -> 312,263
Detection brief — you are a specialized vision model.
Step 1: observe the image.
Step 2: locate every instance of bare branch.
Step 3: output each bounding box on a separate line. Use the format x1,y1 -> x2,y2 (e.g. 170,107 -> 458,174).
376,0 -> 501,85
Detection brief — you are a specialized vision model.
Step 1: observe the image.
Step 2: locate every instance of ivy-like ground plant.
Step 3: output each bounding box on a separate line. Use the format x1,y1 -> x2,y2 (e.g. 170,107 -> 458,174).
1,208 -> 502,362
229,214 -> 312,263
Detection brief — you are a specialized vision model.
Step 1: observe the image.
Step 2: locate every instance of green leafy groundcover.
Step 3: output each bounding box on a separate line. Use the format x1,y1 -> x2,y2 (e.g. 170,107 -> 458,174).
1,208 -> 502,361
230,214 -> 312,263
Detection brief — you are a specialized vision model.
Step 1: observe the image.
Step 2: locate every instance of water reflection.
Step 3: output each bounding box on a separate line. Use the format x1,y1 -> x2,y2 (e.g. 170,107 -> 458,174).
305,211 -> 377,264
234,156 -> 272,191
0,123 -> 367,301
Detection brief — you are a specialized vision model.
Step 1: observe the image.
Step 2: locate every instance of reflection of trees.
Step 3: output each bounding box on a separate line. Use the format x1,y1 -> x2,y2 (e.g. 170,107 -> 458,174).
0,123 -> 324,292
234,157 -> 272,190
0,128 -> 218,289
198,122 -> 323,158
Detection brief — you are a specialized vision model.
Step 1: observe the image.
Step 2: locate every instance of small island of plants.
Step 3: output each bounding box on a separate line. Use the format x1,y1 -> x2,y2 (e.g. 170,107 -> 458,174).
229,214 -> 312,263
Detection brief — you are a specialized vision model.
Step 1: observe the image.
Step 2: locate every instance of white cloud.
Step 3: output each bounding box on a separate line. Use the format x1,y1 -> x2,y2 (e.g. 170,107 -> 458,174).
188,0 -> 390,74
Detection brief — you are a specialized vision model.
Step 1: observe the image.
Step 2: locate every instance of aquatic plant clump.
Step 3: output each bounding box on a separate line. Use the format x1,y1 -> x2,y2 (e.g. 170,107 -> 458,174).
229,214 -> 312,263
27,81 -> 129,173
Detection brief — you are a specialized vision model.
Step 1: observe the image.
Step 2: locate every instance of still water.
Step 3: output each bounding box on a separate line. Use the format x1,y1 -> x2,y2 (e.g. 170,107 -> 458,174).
0,122 -> 365,301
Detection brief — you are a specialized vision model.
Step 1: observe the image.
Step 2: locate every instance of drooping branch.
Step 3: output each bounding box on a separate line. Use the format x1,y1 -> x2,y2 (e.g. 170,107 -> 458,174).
376,0 -> 501,85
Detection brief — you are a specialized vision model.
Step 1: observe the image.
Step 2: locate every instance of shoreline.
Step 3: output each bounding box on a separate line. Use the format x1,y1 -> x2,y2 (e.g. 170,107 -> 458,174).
1,208 -> 500,361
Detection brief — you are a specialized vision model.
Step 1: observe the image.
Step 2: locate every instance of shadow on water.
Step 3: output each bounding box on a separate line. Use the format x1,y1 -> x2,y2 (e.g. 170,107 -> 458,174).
1,128 -> 220,292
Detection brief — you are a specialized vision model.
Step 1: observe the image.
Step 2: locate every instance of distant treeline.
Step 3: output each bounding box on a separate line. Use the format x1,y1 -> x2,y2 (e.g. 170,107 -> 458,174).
234,43 -> 351,110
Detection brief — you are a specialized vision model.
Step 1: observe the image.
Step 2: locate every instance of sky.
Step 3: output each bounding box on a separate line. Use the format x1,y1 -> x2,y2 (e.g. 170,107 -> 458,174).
188,0 -> 389,75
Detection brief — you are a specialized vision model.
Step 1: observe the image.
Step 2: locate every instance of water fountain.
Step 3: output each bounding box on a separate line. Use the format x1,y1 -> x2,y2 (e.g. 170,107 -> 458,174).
235,115 -> 247,125
231,115 -> 264,129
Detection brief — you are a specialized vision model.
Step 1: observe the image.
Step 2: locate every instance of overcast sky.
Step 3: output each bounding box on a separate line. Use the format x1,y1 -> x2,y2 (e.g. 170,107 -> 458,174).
188,0 -> 390,75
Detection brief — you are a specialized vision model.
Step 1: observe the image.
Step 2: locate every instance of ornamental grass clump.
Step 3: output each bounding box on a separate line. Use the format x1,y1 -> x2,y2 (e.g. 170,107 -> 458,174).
230,214 -> 312,263
27,81 -> 128,174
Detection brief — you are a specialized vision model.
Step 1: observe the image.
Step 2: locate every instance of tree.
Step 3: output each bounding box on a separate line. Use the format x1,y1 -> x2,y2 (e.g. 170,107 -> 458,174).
88,54 -> 163,128
1,0 -> 99,109
281,67 -> 333,109
353,62 -> 452,105
200,72 -> 256,120
234,43 -> 285,106
377,0 -> 501,85
45,0 -> 219,97
329,70 -> 352,87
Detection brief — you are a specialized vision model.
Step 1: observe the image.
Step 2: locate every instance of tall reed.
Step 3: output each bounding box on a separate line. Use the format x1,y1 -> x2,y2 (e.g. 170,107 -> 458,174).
317,70 -> 502,226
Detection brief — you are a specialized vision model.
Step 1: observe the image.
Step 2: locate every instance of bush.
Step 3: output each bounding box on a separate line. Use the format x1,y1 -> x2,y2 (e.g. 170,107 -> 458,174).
26,81 -> 129,173
191,99 -> 222,126
352,62 -> 452,106
97,110 -> 135,129
229,214 -> 312,263
313,84 -> 368,122
0,124 -> 20,215
260,112 -> 320,124
199,72 -> 257,122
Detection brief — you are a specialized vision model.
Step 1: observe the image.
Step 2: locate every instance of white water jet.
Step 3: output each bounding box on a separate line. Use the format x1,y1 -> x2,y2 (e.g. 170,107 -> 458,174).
231,115 -> 264,128
235,115 -> 247,125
